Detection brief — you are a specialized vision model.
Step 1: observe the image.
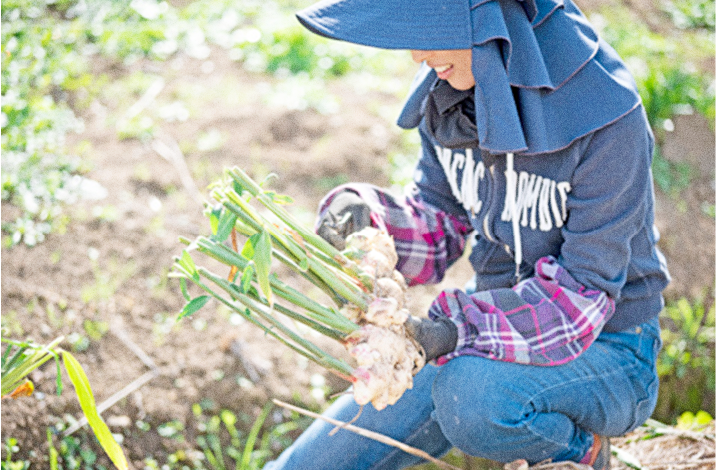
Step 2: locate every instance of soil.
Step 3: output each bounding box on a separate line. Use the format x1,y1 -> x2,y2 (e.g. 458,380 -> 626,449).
1,8 -> 714,469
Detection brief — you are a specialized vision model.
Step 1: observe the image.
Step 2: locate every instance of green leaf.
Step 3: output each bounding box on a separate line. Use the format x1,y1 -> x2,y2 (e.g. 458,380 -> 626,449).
3,345 -> 29,377
178,250 -> 198,281
252,231 -> 273,305
260,173 -> 279,188
264,191 -> 294,205
62,351 -> 128,470
209,205 -> 222,235
240,232 -> 255,259
2,343 -> 13,369
180,277 -> 191,301
179,296 -> 211,320
612,445 -> 642,469
239,263 -> 255,294
240,403 -> 272,469
213,209 -> 237,243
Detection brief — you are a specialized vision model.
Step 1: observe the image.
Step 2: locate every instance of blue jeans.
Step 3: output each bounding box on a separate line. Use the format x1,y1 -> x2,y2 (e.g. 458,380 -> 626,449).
264,317 -> 661,469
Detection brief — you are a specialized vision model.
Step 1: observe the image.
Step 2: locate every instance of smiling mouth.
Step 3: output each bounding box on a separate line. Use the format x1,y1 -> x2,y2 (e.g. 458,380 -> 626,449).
432,64 -> 454,80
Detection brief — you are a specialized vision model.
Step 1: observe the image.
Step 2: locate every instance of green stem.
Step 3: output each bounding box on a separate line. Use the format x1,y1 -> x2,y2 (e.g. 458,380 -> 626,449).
228,168 -> 369,279
179,264 -> 353,376
271,283 -> 358,333
1,337 -> 64,396
231,296 -> 353,376
272,303 -> 346,341
201,236 -> 331,302
209,193 -> 371,310
198,266 -> 349,340
229,168 -> 343,259
193,237 -> 357,333
180,266 -> 327,368
199,268 -> 352,370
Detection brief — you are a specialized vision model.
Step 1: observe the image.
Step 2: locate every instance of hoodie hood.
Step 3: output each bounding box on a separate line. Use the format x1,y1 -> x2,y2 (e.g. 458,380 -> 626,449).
297,0 -> 642,155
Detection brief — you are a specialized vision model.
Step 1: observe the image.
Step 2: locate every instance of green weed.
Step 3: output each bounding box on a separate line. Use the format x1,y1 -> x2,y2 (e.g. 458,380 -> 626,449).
593,6 -> 714,132
1,0 -> 414,247
1,337 -> 127,468
80,402 -> 310,469
80,258 -> 136,304
1,1 -> 94,247
42,430 -> 113,470
190,403 -> 301,470
651,148 -> 695,197
655,297 -> 715,422
662,0 -> 715,30
1,438 -> 30,470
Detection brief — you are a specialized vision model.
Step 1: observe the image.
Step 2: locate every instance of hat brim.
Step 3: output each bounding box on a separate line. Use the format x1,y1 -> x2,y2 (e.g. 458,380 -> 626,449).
296,0 -> 473,50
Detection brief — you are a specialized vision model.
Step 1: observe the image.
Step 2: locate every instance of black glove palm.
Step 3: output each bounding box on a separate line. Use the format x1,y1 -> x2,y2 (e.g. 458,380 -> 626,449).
316,191 -> 371,250
404,316 -> 458,363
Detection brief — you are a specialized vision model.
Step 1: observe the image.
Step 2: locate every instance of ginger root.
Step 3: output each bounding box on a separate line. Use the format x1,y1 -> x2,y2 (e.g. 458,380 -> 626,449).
342,227 -> 425,410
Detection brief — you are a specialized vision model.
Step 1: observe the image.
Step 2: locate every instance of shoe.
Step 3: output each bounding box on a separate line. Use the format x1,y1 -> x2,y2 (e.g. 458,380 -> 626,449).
587,435 -> 611,470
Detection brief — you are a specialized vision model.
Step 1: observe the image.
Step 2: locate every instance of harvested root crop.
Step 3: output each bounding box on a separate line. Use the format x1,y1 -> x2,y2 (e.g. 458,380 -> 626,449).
342,227 -> 425,410
172,168 -> 424,413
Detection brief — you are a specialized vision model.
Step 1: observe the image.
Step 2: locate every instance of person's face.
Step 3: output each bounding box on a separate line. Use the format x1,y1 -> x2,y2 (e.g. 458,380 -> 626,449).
410,49 -> 475,90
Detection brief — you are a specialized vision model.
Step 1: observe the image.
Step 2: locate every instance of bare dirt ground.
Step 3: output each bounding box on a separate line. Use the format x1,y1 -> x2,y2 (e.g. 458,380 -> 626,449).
2,23 -> 714,470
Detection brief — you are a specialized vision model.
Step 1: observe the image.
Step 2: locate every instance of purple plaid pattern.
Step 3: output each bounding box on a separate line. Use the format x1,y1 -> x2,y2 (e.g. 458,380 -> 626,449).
317,183 -> 472,285
317,184 -> 614,366
429,256 -> 615,366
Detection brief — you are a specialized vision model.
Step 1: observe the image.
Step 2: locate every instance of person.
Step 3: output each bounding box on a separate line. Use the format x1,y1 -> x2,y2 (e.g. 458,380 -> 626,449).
264,0 -> 670,468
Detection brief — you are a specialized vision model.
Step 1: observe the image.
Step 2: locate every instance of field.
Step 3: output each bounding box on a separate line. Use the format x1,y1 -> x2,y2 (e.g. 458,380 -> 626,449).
1,0 -> 714,468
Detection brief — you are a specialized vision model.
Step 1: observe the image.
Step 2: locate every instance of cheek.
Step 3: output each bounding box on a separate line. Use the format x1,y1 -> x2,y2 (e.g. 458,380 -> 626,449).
456,53 -> 475,87
451,66 -> 476,90
411,50 -> 430,63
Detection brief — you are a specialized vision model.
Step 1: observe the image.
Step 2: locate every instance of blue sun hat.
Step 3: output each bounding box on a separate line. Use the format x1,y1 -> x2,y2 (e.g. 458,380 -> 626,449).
296,0 -> 642,155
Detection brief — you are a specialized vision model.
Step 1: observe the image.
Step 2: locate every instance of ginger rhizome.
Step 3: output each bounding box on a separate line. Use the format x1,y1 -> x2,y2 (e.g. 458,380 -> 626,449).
173,168 -> 424,412
341,228 -> 424,410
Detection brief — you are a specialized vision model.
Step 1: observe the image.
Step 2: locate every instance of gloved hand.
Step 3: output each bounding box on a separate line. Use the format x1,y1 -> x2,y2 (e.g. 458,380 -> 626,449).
316,191 -> 371,250
404,316 -> 458,362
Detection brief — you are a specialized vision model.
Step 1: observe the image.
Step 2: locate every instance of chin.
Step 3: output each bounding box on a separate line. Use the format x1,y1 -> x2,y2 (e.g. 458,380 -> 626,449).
449,82 -> 474,91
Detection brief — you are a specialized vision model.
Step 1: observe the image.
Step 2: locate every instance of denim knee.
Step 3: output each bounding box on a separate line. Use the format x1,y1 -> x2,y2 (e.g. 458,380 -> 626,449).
431,356 -> 524,456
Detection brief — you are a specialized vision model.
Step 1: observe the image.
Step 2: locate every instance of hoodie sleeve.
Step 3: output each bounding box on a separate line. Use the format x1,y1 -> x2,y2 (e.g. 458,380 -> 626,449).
557,105 -> 656,301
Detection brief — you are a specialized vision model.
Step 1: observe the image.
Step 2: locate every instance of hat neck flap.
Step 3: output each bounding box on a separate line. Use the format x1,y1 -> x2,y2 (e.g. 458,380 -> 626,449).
396,0 -> 641,155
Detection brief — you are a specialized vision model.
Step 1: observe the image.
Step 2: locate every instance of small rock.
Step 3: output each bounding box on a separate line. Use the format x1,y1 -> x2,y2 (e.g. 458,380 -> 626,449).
107,415 -> 132,427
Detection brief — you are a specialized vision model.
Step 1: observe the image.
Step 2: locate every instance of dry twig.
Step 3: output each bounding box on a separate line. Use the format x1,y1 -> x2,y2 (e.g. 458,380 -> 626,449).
642,459 -> 716,469
151,131 -> 204,205
272,399 -> 462,470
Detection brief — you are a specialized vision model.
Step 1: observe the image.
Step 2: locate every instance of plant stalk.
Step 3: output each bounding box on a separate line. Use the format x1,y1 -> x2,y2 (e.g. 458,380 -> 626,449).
193,237 -> 358,333
198,267 -> 354,374
175,262 -> 354,377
